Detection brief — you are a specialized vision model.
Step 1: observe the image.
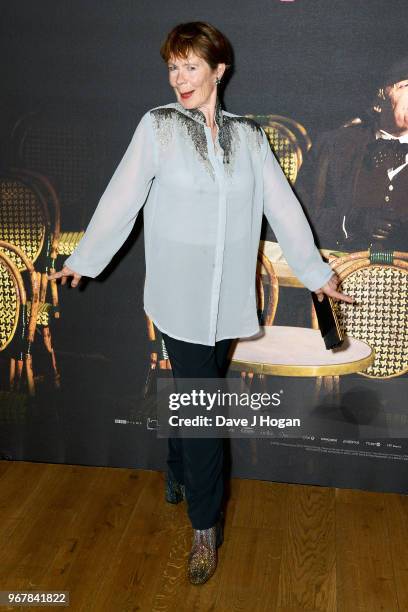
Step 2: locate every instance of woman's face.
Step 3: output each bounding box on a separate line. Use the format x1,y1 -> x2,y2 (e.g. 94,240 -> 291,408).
167,51 -> 224,109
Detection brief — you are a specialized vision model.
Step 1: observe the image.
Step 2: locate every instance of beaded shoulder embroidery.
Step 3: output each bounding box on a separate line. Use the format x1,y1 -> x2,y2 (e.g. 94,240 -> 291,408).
149,105 -> 264,179
150,106 -> 214,179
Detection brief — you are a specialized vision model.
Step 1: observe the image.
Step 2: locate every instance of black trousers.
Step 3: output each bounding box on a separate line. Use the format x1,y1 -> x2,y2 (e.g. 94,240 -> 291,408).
161,332 -> 235,530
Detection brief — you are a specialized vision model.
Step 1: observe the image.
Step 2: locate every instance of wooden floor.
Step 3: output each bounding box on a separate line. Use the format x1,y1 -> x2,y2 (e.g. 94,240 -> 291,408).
0,461 -> 407,612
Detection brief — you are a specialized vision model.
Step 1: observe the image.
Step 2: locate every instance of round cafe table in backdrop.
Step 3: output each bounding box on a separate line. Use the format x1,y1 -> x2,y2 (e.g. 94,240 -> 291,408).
229,327 -> 375,466
230,326 -> 374,377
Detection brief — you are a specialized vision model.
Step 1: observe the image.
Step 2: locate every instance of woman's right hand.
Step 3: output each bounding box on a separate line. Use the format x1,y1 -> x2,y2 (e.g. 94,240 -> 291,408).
47,266 -> 82,288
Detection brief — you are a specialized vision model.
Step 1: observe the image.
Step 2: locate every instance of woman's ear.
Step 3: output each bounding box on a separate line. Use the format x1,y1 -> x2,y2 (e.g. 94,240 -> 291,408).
217,63 -> 227,80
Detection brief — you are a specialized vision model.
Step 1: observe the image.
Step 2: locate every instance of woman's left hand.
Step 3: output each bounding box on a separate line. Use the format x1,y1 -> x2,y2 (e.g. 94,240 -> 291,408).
314,272 -> 355,304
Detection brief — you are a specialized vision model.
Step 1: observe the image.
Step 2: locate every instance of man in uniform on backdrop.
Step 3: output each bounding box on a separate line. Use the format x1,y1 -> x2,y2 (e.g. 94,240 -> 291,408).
294,56 -> 408,253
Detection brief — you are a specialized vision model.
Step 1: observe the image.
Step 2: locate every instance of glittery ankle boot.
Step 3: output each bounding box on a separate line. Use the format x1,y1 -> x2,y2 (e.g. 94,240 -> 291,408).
188,514 -> 224,585
164,470 -> 186,504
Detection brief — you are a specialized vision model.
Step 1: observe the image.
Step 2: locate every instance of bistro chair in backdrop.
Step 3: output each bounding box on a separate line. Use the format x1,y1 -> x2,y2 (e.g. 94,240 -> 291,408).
246,114 -> 312,184
9,168 -> 85,305
0,174 -> 63,389
0,242 -> 40,396
252,111 -> 321,333
320,248 -> 408,380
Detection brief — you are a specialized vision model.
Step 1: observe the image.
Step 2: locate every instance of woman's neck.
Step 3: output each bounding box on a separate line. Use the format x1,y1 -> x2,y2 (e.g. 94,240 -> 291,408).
197,91 -> 219,129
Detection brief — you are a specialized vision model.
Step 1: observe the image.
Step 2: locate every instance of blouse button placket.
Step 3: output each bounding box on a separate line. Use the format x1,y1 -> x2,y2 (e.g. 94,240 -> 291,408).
204,125 -> 227,344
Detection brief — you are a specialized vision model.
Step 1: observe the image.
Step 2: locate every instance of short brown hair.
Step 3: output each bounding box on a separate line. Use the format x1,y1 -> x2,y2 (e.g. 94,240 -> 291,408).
160,22 -> 233,71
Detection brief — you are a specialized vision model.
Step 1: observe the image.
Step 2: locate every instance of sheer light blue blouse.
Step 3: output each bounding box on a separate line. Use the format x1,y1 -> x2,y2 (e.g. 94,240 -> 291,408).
63,98 -> 333,345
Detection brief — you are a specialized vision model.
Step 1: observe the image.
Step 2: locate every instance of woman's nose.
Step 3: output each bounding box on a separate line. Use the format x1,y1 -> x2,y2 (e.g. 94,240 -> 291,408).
176,70 -> 186,85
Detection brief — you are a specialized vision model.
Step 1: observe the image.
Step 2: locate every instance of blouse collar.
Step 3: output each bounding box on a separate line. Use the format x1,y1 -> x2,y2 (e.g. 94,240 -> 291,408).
174,96 -> 224,129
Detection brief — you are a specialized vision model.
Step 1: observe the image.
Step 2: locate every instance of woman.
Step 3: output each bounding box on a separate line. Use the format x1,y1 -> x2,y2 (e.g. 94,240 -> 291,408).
48,21 -> 354,585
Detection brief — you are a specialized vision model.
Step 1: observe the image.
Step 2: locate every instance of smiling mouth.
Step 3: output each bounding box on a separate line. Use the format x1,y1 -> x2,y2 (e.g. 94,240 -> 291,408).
180,90 -> 194,98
